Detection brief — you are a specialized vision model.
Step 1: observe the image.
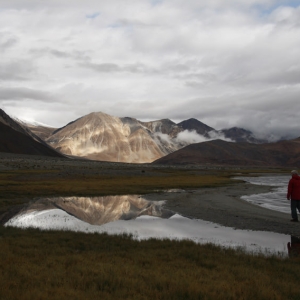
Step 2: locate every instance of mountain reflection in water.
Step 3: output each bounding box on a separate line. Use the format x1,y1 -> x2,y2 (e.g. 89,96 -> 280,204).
12,195 -> 175,226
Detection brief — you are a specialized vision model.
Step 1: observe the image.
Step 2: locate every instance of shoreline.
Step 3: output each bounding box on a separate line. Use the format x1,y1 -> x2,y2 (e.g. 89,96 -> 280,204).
145,181 -> 299,237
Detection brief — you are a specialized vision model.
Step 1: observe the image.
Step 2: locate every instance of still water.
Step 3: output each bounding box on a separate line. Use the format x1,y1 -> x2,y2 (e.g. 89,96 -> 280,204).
5,193 -> 290,257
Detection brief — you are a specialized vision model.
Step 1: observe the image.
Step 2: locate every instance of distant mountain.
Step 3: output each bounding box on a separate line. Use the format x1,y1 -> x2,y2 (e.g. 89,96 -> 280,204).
12,110 -> 290,164
139,118 -> 182,138
177,118 -> 214,136
219,127 -> 267,144
45,112 -> 184,163
153,138 -> 300,167
0,109 -> 64,157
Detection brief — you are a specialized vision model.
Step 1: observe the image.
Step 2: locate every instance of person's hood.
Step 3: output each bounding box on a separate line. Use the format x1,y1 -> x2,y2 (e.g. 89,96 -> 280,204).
292,174 -> 300,180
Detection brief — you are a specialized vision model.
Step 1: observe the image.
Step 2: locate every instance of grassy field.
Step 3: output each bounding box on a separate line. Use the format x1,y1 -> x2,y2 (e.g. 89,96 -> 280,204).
1,227 -> 300,300
0,157 -> 298,299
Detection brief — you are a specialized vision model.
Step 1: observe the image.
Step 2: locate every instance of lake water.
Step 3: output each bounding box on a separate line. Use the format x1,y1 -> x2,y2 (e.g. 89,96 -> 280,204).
234,175 -> 290,214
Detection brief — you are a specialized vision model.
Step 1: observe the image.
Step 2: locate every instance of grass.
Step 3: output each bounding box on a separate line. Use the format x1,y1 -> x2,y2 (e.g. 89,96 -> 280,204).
0,158 -> 296,299
0,227 -> 300,300
0,167 -> 232,212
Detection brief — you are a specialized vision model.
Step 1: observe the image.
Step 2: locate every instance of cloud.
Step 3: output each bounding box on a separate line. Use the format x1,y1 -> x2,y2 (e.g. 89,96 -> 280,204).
0,87 -> 55,102
0,0 -> 299,138
153,132 -> 172,143
176,130 -> 234,144
0,31 -> 18,52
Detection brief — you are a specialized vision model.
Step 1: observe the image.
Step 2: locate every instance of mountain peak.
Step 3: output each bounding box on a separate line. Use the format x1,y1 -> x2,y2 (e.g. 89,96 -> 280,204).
177,118 -> 214,135
220,127 -> 266,144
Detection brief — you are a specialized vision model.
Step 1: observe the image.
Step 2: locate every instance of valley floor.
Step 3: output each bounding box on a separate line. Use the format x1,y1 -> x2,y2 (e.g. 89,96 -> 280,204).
1,152 -> 300,300
0,152 -> 297,236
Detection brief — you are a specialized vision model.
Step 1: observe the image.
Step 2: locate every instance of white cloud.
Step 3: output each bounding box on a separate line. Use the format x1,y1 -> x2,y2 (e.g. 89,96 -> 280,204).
0,0 -> 299,138
176,130 -> 234,144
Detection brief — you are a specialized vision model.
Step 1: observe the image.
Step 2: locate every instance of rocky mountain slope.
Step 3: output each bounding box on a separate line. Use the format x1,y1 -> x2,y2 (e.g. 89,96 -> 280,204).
153,138 -> 300,167
45,112 -> 186,163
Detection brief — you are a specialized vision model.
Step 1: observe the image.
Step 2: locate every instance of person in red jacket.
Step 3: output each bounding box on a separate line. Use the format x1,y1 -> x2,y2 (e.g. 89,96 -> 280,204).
287,170 -> 300,222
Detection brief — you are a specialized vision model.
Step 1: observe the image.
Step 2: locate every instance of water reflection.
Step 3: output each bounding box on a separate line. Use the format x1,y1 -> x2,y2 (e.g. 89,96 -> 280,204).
11,195 -> 175,226
287,236 -> 300,258
4,194 -> 291,257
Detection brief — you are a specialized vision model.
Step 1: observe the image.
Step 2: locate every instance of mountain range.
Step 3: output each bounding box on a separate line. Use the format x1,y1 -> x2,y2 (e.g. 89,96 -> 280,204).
23,111 -> 266,163
1,108 -> 298,166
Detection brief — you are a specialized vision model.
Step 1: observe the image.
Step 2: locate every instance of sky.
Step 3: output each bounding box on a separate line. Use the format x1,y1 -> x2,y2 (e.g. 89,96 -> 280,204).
0,0 -> 300,140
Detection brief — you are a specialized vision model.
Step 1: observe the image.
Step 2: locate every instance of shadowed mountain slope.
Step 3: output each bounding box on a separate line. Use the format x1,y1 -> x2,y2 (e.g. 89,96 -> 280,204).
0,109 -> 64,157
153,138 -> 300,166
0,122 -> 64,157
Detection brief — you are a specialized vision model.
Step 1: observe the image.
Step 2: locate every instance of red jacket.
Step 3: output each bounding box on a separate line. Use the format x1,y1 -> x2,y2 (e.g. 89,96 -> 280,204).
287,175 -> 300,200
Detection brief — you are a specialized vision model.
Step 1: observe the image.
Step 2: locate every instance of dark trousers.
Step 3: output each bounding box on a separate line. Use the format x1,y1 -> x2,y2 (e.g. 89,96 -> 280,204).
291,200 -> 300,220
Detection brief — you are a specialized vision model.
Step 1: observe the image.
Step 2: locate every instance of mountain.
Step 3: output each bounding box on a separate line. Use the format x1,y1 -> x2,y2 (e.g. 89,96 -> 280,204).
219,127 -> 267,143
0,109 -> 64,157
11,110 -> 286,164
45,112 -> 184,163
14,118 -> 57,141
153,138 -> 300,167
177,118 -> 214,136
139,118 -> 182,138
44,112 -> 270,163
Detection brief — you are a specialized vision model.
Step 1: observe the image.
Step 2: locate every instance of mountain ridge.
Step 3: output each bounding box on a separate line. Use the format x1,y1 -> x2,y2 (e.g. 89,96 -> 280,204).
3,109 -> 296,164
153,138 -> 300,167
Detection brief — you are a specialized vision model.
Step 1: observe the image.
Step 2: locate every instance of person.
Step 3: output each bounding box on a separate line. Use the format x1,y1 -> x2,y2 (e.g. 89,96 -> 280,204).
287,170 -> 300,222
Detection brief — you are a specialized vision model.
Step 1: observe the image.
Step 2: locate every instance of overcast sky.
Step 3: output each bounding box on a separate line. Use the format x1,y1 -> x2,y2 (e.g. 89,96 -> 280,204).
0,0 -> 300,140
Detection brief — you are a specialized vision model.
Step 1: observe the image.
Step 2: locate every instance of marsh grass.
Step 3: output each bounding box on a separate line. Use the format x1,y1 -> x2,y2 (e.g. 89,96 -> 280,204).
0,226 -> 299,300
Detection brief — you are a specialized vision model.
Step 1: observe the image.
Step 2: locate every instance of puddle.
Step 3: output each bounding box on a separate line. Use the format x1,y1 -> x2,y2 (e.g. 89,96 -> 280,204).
234,176 -> 290,213
5,194 -> 290,257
